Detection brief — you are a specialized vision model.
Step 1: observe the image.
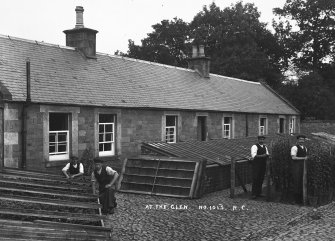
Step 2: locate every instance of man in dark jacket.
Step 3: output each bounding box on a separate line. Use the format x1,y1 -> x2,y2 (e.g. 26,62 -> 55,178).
291,134 -> 308,204
91,158 -> 119,215
62,156 -> 84,179
250,135 -> 269,199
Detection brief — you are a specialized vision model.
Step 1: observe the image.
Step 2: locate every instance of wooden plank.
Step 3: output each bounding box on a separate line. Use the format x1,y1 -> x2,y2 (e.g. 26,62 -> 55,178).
122,181 -> 191,189
0,208 -> 103,222
0,230 -> 107,241
0,195 -> 101,210
0,179 -> 88,192
0,221 -> 109,235
119,189 -> 189,198
303,158 -> 307,205
0,172 -> 91,187
230,156 -> 235,198
0,186 -> 96,200
0,219 -> 110,239
34,220 -> 112,232
123,173 -> 193,180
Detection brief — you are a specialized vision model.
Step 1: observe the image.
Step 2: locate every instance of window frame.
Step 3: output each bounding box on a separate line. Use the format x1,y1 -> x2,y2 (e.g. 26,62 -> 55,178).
259,116 -> 268,135
289,116 -> 296,134
223,116 -> 232,139
98,114 -> 115,157
278,116 -> 286,134
165,115 -> 178,143
48,113 -> 70,161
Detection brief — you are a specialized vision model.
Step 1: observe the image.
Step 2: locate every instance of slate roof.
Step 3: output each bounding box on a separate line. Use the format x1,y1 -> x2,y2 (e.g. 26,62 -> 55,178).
0,34 -> 299,114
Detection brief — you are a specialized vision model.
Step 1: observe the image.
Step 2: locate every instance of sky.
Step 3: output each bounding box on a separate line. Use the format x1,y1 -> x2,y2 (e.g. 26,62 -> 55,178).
0,0 -> 287,55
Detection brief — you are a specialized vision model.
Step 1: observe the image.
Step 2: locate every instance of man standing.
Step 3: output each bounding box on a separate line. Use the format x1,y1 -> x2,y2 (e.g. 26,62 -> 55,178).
291,134 -> 308,204
62,156 -> 84,179
91,158 -> 119,215
250,135 -> 269,199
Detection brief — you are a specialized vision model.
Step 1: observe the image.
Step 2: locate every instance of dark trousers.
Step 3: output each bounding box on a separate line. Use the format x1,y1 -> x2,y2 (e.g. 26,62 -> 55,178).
99,187 -> 117,213
252,158 -> 266,196
291,160 -> 304,203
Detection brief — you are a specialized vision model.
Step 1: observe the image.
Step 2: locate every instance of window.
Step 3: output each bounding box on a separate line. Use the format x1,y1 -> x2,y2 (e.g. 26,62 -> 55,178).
289,116 -> 296,134
165,115 -> 177,143
197,116 -> 207,141
279,117 -> 285,134
259,117 -> 267,135
223,117 -> 232,139
99,114 -> 115,156
49,113 -> 69,161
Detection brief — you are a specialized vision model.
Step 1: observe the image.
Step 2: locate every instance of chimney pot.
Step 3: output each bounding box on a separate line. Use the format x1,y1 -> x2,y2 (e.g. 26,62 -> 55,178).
188,44 -> 210,78
75,6 -> 84,28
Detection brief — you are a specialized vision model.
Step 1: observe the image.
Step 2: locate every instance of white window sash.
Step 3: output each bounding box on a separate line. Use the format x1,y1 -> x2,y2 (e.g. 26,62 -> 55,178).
259,117 -> 267,135
223,124 -> 231,138
165,126 -> 176,143
49,130 -> 69,161
99,121 -> 115,156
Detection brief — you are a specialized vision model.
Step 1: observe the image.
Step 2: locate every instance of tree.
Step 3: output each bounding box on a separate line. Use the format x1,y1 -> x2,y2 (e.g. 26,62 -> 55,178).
117,2 -> 284,88
117,18 -> 190,68
278,73 -> 335,120
190,2 -> 284,87
273,0 -> 335,72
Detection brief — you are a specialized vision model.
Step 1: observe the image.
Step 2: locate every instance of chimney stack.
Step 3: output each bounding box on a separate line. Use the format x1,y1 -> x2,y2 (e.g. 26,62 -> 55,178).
63,6 -> 98,59
188,45 -> 210,78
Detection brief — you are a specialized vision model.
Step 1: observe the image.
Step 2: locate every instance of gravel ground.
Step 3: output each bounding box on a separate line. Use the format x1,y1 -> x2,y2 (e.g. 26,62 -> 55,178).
103,186 -> 315,241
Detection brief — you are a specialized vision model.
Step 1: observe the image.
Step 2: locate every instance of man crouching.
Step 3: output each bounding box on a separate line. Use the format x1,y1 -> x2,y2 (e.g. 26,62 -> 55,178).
91,158 -> 119,215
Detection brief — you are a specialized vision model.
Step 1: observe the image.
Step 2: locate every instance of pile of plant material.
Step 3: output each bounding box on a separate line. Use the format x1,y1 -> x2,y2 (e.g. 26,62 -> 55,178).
270,135 -> 335,206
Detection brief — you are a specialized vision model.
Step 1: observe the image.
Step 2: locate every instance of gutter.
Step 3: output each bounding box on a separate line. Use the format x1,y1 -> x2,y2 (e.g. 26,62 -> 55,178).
21,59 -> 31,169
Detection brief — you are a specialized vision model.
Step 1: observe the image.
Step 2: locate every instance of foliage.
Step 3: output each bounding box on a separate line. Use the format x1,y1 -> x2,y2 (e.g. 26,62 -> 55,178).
118,18 -> 191,68
270,137 -> 293,198
271,136 -> 335,205
273,0 -> 335,72
190,2 -> 284,87
117,2 -> 284,88
306,141 -> 335,199
278,72 -> 335,120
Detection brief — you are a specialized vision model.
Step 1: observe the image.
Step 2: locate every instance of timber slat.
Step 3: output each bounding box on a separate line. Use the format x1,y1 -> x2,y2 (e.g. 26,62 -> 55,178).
34,220 -> 111,232
3,168 -> 91,183
123,173 -> 194,180
0,208 -> 103,222
0,186 -> 96,200
0,219 -> 110,240
0,195 -> 101,209
0,178 -> 88,192
122,181 -> 191,189
0,172 -> 91,188
0,169 -> 110,240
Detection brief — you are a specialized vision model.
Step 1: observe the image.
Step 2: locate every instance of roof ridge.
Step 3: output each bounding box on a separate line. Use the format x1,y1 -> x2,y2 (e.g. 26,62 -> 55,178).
0,34 -> 75,51
98,52 -> 261,85
97,52 -> 195,73
210,73 -> 260,85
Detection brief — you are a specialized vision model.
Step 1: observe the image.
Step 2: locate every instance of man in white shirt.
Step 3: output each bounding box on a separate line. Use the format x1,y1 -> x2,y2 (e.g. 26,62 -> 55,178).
290,134 -> 308,204
62,156 -> 84,179
250,135 -> 269,199
91,158 -> 119,215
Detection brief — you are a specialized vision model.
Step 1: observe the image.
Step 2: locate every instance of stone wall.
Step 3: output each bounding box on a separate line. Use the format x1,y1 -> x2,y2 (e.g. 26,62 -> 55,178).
2,101 -> 299,174
4,103 -> 22,169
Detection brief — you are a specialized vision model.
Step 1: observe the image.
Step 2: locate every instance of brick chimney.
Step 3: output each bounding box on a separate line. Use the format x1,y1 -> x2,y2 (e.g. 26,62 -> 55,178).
63,6 -> 98,59
188,45 -> 210,78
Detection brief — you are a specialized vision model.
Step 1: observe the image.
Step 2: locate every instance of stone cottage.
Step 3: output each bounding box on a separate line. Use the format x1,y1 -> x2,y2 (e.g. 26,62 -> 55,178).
0,6 -> 300,173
